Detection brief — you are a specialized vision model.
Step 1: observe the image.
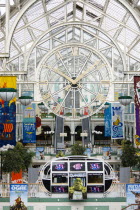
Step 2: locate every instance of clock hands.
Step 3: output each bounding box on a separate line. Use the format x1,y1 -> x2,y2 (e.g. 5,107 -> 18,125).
46,61 -> 106,86
72,61 -> 104,85
46,65 -> 75,84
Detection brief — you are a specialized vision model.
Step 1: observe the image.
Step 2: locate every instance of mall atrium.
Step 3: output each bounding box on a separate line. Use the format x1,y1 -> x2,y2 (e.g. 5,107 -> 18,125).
0,0 -> 140,209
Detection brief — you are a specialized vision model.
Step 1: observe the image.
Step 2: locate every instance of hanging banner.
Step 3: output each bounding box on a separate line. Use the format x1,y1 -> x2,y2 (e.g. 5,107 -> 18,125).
23,103 -> 36,143
11,170 -> 22,184
134,77 -> 140,144
10,184 -> 28,210
111,103 -> 124,139
0,76 -> 16,147
104,105 -> 111,137
23,104 -> 36,123
23,123 -> 36,143
126,184 -> 140,205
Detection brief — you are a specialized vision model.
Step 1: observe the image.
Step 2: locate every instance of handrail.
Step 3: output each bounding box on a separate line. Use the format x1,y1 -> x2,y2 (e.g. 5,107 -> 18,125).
122,204 -> 140,210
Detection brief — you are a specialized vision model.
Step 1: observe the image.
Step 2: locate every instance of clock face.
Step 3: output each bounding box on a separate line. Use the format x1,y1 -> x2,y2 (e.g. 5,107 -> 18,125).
39,44 -> 112,119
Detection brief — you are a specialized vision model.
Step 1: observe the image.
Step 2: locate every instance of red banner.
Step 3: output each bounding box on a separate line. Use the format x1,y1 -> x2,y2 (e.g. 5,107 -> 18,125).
11,170 -> 22,184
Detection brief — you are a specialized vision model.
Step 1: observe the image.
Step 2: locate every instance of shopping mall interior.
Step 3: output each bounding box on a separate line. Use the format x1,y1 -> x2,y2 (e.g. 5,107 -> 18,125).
0,0 -> 140,209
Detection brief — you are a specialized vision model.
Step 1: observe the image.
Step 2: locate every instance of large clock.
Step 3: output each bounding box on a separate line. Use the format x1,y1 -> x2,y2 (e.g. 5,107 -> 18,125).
38,44 -> 112,119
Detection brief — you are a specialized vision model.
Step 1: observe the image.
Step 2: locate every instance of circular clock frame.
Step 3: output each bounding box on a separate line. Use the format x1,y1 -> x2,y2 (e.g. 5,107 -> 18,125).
37,43 -> 113,119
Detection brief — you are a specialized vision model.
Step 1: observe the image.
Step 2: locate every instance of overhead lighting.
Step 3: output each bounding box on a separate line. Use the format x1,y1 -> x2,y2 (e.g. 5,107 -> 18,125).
0,88 -> 17,101
104,102 -> 110,109
118,96 -> 133,106
19,96 -> 33,106
38,102 -> 48,112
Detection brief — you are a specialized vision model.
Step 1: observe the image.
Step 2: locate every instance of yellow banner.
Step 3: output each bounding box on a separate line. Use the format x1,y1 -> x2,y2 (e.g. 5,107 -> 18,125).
0,76 -> 16,103
0,76 -> 16,88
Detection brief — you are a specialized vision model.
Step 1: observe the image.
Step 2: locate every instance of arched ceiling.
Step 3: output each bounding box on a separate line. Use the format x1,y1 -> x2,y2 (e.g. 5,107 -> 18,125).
0,0 -> 139,97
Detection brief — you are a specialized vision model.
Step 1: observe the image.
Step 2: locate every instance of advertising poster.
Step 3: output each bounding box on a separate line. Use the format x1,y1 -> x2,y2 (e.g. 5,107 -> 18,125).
36,147 -> 45,160
111,103 -> 124,139
102,147 -> 111,160
134,76 -> 140,146
23,123 -> 36,143
0,76 -> 16,147
84,148 -> 91,157
10,184 -> 28,210
126,184 -> 140,207
104,105 -> 111,137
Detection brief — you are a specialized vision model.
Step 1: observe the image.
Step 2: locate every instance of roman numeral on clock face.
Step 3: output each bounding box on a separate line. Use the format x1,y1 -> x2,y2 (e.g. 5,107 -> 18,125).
72,108 -> 76,118
54,104 -> 61,114
96,93 -> 106,103
42,93 -> 52,102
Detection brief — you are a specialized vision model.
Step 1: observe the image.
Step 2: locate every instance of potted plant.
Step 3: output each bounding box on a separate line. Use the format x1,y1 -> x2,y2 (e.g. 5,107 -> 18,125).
71,143 -> 85,155
2,142 -> 34,182
120,141 -> 139,183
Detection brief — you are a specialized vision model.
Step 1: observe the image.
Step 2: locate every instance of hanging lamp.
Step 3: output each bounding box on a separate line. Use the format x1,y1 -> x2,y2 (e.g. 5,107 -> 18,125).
104,102 -> 110,109
19,96 -> 33,106
0,88 -> 17,101
118,96 -> 133,106
38,102 -> 48,112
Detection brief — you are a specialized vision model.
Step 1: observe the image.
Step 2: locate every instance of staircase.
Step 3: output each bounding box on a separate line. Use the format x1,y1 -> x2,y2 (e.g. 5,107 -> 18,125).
122,204 -> 140,210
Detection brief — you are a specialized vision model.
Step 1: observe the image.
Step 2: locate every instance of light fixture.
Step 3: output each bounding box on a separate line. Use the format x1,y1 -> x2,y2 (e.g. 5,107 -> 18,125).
0,88 -> 17,101
38,102 -> 48,112
19,96 -> 33,106
104,102 -> 110,109
118,96 -> 133,106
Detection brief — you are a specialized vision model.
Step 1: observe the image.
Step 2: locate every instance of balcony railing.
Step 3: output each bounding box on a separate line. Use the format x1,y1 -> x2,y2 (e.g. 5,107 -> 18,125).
0,183 -> 127,198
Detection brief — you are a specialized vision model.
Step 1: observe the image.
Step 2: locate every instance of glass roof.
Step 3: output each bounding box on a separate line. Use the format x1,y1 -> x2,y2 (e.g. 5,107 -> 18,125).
0,0 -> 139,82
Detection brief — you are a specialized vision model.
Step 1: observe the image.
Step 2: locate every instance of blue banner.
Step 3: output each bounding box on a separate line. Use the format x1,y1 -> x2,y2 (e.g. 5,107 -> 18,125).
10,184 -> 28,210
23,123 -> 36,143
126,184 -> 140,205
104,105 -> 111,137
0,101 -> 16,147
23,103 -> 36,143
111,103 -> 124,139
0,76 -> 16,147
23,104 -> 36,123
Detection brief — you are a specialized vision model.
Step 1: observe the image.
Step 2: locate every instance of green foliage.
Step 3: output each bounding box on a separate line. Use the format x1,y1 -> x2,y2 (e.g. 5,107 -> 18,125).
120,143 -> 138,167
2,142 -> 34,173
71,143 -> 85,155
48,112 -> 55,118
65,112 -> 72,116
136,157 -> 140,171
56,150 -> 65,158
116,139 -> 122,145
121,139 -> 131,147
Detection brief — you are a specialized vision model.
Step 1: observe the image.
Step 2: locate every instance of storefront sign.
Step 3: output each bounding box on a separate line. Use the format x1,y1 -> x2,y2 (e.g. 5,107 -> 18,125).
69,173 -> 86,177
73,191 -> 83,200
